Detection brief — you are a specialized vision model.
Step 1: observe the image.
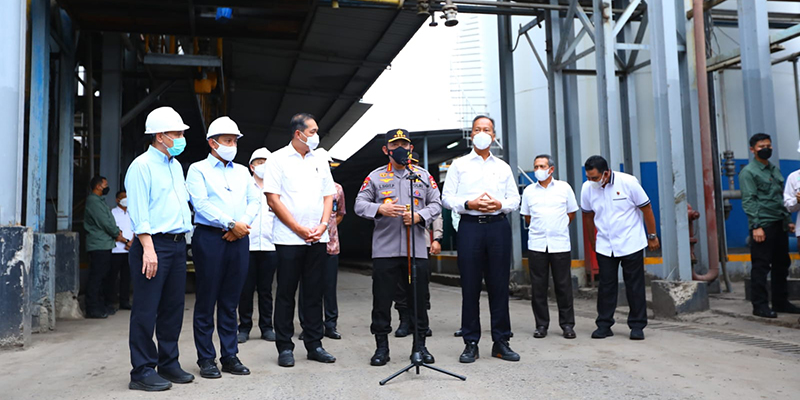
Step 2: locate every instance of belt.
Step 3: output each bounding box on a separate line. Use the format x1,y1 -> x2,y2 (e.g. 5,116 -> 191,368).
460,213 -> 506,224
152,232 -> 186,242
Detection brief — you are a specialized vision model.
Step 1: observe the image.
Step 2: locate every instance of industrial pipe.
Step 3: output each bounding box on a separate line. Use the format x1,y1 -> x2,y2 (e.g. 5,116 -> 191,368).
691,0 -> 720,282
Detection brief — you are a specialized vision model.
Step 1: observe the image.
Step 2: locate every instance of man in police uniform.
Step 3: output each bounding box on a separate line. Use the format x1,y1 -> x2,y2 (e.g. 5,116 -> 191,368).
125,106 -> 194,391
355,129 -> 442,366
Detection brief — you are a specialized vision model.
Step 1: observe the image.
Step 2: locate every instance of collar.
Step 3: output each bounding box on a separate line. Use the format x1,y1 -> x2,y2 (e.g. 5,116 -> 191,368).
600,172 -> 615,190
750,159 -> 772,170
146,145 -> 171,163
205,153 -> 232,169
536,178 -> 555,189
467,149 -> 494,161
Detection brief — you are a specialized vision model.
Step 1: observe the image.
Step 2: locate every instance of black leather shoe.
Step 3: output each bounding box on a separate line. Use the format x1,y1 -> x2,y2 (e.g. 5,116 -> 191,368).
307,347 -> 336,363
459,342 -> 479,363
85,311 -> 108,319
129,373 -> 172,391
278,350 -> 295,367
420,347 -> 435,364
563,326 -> 576,339
395,321 -> 411,338
197,359 -> 221,379
261,329 -> 276,341
157,367 -> 194,384
772,302 -> 800,314
591,328 -> 614,339
491,340 -> 520,362
106,305 -> 117,316
425,327 -> 433,337
298,332 -> 305,341
119,302 -> 132,310
370,335 -> 390,366
454,329 -> 463,337
533,327 -> 548,339
237,331 -> 249,343
630,329 -> 645,341
221,356 -> 250,375
753,308 -> 778,318
325,328 -> 342,340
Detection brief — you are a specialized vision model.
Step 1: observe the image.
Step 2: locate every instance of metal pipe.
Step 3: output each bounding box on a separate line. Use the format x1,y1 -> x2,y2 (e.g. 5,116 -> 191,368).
794,59 -> 800,140
691,0 -> 720,282
87,34 -> 95,179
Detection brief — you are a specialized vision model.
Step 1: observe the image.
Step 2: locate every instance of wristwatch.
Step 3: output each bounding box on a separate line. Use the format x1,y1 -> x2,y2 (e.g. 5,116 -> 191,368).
321,221 -> 329,227
647,233 -> 657,240
227,221 -> 236,231
434,238 -> 442,243
464,200 -> 470,211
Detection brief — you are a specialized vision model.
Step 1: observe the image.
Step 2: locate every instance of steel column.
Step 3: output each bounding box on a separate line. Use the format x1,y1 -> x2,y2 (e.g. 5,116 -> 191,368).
593,0 -> 623,171
57,11 -> 76,231
546,2 -> 569,178
26,0 -> 51,231
99,34 -> 123,203
648,0 -> 693,281
794,59 -> 800,141
738,0 -> 779,160
617,0 -> 641,179
498,13 -> 523,275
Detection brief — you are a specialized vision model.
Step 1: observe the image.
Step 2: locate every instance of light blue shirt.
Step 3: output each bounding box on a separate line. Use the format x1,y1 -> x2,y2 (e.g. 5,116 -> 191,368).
186,154 -> 260,229
124,145 -> 193,235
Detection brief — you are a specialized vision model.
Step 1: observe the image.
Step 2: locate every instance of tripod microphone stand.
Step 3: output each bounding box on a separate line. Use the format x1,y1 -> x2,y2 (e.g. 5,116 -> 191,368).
379,166 -> 466,385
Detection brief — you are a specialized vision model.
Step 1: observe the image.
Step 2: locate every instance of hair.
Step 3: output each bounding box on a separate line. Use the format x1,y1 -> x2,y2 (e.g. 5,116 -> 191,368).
534,154 -> 554,168
116,190 -> 126,198
290,113 -> 316,136
749,133 -> 771,148
584,155 -> 609,174
89,175 -> 106,190
472,115 -> 495,130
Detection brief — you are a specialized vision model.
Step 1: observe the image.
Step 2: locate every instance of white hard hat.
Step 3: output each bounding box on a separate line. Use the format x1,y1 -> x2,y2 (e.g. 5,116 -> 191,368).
207,116 -> 243,139
314,148 -> 334,163
144,106 -> 189,134
249,147 -> 271,164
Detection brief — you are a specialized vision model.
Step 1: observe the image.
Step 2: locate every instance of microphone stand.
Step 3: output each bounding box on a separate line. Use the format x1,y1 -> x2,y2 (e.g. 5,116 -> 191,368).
380,164 -> 466,385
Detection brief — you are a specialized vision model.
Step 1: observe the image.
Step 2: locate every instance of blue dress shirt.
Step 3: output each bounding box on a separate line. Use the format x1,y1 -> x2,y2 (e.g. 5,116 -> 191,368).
186,154 -> 260,229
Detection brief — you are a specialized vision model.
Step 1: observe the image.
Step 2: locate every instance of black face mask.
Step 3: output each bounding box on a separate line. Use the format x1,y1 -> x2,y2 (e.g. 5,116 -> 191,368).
757,148 -> 772,160
389,148 -> 410,166
101,187 -> 110,196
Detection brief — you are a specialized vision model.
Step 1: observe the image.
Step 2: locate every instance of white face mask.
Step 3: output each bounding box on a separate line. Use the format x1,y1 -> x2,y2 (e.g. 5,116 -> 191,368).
214,140 -> 237,161
119,198 -> 128,208
534,168 -> 552,182
472,132 -> 493,150
254,163 -> 267,179
300,132 -> 320,151
589,172 -> 608,189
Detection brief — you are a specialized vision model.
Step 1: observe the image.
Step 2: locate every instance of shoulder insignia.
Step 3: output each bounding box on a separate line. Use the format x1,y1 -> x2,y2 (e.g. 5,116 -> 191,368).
360,177 -> 371,191
428,175 -> 438,189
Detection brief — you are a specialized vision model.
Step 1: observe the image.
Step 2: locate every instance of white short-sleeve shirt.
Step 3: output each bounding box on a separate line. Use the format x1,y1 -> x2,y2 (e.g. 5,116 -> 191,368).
262,144 -> 336,245
580,171 -> 650,257
520,179 -> 579,253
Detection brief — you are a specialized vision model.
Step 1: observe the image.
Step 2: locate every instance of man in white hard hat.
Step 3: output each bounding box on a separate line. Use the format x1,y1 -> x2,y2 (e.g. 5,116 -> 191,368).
186,116 -> 260,378
125,106 -> 193,391
237,147 -> 278,344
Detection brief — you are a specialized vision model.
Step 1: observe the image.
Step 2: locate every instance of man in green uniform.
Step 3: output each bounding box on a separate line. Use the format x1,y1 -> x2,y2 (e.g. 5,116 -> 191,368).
84,175 -> 125,318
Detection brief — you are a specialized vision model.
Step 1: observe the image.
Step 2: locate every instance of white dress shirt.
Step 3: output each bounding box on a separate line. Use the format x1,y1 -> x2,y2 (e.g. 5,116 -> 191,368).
111,206 -> 133,254
186,154 -> 260,229
580,171 -> 650,257
520,179 -> 578,253
262,144 -> 336,245
783,169 -> 800,237
442,149 -> 520,215
249,178 -> 276,251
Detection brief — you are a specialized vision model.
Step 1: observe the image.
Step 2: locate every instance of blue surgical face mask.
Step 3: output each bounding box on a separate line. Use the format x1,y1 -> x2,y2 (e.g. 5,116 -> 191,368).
165,136 -> 186,157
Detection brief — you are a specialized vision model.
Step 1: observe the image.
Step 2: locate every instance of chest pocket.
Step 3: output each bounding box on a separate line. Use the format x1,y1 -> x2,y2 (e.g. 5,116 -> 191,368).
610,190 -> 631,208
755,175 -> 778,195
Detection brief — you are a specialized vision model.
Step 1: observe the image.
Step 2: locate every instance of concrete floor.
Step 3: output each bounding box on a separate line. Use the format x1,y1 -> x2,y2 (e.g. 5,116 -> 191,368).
2,269 -> 799,400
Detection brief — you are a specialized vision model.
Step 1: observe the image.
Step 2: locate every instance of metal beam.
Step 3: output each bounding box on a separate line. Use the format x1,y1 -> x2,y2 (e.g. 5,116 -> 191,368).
576,4 -> 597,43
618,0 -> 641,180
612,0 -> 642,38
57,10 -> 76,231
706,22 -> 800,71
594,0 -> 623,171
26,0 -> 50,231
99,34 -> 123,202
626,12 -> 649,70
554,0 -> 579,65
556,46 -> 596,70
142,53 -> 222,67
561,26 -> 589,65
524,32 -> 548,76
518,15 -> 543,35
120,81 -> 174,128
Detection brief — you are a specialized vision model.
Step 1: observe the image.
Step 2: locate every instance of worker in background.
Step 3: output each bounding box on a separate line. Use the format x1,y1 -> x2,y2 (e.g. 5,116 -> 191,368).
742,133 -> 800,318
263,113 -> 337,367
186,116 -> 259,378
581,155 -> 659,341
356,129 -> 442,367
107,190 -> 133,311
84,175 -> 125,319
238,148 -> 278,344
442,115 -> 520,364
125,106 -> 194,391
520,154 -> 578,340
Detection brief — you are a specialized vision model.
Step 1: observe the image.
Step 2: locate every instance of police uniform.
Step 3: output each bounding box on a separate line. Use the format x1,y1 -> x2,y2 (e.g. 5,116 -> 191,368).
354,129 -> 442,363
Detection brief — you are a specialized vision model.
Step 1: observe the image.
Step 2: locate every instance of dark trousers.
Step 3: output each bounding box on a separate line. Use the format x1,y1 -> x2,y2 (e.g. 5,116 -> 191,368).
372,257 -> 429,344
192,225 -> 249,362
750,222 -> 791,310
86,250 -> 112,314
457,216 -> 512,343
104,252 -> 131,307
298,253 -> 340,331
238,250 -> 278,335
595,249 -> 647,331
528,249 -> 575,330
274,243 -> 327,352
128,235 -> 186,381
394,248 -> 432,311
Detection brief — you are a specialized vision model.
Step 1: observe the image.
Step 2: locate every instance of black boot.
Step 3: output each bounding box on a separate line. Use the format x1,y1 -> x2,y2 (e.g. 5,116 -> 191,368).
394,309 -> 411,338
370,335 -> 391,366
412,335 -> 435,364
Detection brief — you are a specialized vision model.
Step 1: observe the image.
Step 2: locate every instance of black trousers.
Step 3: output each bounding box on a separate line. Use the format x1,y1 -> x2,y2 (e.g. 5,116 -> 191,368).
394,248 -> 432,312
457,216 -> 512,343
595,249 -> 647,331
238,250 -> 278,335
298,253 -> 340,331
274,243 -> 327,352
128,235 -> 186,381
372,257 -> 429,344
86,250 -> 112,314
528,249 -> 575,330
104,252 -> 131,307
192,225 -> 249,362
750,221 -> 791,310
